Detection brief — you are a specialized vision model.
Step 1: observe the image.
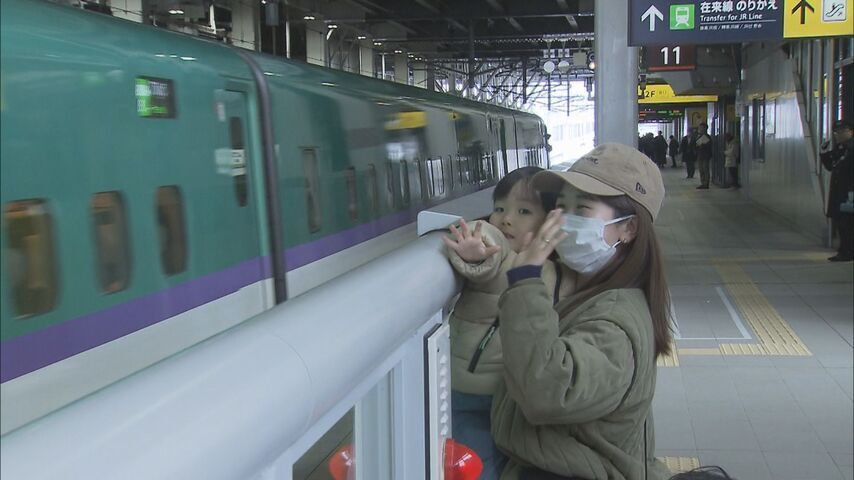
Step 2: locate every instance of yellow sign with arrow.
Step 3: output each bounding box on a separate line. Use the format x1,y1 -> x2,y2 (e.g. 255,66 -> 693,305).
784,0 -> 853,38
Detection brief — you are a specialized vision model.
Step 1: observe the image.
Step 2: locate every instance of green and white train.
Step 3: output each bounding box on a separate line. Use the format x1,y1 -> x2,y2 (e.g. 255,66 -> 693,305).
0,0 -> 548,434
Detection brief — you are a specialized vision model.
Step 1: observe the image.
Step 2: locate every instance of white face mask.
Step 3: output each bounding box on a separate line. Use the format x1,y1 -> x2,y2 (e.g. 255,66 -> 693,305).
555,214 -> 634,274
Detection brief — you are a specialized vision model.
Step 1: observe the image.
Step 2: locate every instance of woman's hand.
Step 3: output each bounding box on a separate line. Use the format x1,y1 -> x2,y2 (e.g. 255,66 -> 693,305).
512,209 -> 568,268
442,219 -> 501,263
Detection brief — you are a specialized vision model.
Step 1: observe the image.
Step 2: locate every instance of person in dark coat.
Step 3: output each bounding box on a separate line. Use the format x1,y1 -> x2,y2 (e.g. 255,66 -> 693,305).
695,123 -> 712,189
654,131 -> 668,167
669,135 -> 679,167
820,119 -> 854,262
681,129 -> 696,179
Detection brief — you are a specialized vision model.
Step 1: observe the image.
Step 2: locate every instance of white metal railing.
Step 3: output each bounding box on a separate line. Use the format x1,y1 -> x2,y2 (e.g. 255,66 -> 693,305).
0,190 -> 493,480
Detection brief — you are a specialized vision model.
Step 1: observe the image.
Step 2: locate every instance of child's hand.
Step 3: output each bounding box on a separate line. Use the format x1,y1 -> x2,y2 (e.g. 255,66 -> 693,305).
442,219 -> 501,263
512,209 -> 568,268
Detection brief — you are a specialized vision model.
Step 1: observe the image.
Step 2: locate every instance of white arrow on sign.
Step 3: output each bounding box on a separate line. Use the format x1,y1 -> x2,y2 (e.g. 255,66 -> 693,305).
642,5 -> 664,31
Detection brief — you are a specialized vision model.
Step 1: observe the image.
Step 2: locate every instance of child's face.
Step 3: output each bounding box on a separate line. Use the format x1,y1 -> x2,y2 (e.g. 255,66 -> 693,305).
489,182 -> 547,253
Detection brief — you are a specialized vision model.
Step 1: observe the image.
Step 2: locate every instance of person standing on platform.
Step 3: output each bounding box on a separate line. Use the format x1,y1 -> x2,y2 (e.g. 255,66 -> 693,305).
724,133 -> 740,189
654,131 -> 668,168
681,129 -> 696,179
490,144 -> 672,480
820,119 -> 854,262
442,167 -> 576,479
695,123 -> 712,189
669,135 -> 680,168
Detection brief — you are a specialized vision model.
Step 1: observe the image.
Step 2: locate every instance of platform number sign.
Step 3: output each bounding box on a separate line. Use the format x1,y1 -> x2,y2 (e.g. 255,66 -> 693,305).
644,45 -> 697,71
136,77 -> 176,118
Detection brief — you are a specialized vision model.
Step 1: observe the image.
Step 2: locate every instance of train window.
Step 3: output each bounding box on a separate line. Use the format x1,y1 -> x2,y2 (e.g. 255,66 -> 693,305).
229,117 -> 248,207
457,155 -> 465,186
416,159 -> 427,200
447,155 -> 454,191
346,167 -> 358,221
385,162 -> 396,209
302,149 -> 322,233
156,186 -> 187,275
91,192 -> 131,293
367,164 -> 379,215
3,200 -> 59,317
425,159 -> 436,198
400,161 -> 411,206
432,158 -> 445,195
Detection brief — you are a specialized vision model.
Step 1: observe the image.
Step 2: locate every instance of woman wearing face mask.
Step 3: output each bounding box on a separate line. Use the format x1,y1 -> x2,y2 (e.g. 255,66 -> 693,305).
490,143 -> 673,480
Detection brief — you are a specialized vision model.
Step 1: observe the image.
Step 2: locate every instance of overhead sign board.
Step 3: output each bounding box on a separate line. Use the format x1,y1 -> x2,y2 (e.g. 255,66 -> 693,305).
638,84 -> 718,104
783,0 -> 852,37
643,45 -> 697,71
640,107 -> 686,122
629,0 -> 784,45
630,0 -> 852,44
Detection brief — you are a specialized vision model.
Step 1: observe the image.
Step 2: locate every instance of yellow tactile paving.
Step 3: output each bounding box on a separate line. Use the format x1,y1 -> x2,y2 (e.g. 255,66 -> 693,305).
659,456 -> 701,473
678,347 -> 722,356
714,263 -> 811,357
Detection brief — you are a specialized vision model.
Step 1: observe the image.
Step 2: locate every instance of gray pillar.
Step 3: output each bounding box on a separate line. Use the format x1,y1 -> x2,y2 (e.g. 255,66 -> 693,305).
594,0 -> 638,147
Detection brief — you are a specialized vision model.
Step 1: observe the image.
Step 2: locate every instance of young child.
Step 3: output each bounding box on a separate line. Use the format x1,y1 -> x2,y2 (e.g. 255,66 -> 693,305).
442,166 -> 576,479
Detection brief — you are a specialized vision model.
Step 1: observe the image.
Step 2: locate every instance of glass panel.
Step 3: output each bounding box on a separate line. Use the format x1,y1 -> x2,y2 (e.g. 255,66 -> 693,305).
385,162 -> 395,209
303,149 -> 322,233
367,164 -> 379,215
91,192 -> 131,293
293,374 -> 394,480
346,167 -> 358,221
399,161 -> 410,207
229,117 -> 248,207
293,409 -> 354,480
155,186 -> 187,275
4,199 -> 59,317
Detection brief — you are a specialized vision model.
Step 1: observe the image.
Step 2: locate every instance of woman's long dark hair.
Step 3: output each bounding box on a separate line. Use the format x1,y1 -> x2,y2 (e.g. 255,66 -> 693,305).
558,195 -> 673,358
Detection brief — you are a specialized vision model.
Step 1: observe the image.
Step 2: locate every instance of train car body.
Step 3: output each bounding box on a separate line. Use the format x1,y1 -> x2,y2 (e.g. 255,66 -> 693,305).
0,0 -> 547,434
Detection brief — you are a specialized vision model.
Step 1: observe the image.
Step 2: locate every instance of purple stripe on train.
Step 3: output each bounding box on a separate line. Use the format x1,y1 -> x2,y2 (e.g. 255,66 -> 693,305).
0,258 -> 266,383
0,208 -> 421,383
283,209 -> 416,270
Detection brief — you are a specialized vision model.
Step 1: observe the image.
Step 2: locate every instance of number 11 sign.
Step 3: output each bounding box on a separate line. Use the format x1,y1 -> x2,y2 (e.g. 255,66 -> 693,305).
643,45 -> 697,71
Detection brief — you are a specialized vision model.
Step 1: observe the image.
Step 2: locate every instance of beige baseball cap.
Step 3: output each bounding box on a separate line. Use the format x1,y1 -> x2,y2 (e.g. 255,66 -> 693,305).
533,143 -> 665,221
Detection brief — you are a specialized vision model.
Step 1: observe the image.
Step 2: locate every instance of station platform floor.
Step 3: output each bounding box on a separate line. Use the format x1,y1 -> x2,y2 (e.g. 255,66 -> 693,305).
653,168 -> 854,479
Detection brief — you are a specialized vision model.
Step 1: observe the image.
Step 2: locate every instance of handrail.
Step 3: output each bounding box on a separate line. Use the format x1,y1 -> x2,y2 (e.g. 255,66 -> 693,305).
0,231 -> 463,480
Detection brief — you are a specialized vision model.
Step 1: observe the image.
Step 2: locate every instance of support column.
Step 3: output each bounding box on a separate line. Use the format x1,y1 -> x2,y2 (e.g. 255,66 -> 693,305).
594,0 -> 638,146
393,55 -> 409,84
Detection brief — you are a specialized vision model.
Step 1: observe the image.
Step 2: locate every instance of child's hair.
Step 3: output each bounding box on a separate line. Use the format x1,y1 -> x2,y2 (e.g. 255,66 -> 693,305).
493,166 -> 556,212
669,466 -> 736,480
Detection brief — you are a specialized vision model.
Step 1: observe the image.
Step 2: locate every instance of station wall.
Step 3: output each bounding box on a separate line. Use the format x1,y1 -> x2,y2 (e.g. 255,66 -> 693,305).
740,42 -> 827,242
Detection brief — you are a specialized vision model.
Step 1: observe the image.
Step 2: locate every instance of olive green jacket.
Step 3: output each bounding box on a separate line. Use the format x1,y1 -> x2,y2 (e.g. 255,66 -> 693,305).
446,221 -> 575,395
491,280 -> 670,480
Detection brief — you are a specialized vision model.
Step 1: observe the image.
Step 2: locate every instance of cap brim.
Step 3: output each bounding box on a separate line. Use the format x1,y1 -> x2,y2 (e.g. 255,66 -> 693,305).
533,170 -> 624,197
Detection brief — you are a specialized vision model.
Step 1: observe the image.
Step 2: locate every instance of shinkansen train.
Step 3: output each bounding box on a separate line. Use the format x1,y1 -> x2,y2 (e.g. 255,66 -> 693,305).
0,0 -> 548,434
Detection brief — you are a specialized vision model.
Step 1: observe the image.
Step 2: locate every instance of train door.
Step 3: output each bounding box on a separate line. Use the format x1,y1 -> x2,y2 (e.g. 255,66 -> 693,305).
215,88 -> 275,309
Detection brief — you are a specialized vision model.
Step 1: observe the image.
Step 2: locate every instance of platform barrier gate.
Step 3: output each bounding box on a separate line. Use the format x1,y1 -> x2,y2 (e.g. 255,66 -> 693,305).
0,191 -> 496,480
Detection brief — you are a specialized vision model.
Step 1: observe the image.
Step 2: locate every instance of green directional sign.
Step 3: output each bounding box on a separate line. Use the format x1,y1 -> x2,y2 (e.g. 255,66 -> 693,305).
670,4 -> 695,29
